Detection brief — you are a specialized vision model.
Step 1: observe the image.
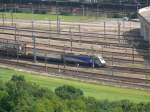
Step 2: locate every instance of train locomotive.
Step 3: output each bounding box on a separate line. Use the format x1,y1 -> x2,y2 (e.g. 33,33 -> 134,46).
0,42 -> 106,67
62,54 -> 106,67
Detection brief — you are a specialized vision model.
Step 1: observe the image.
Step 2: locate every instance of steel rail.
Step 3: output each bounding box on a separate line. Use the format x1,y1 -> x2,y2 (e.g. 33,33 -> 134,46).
0,58 -> 149,89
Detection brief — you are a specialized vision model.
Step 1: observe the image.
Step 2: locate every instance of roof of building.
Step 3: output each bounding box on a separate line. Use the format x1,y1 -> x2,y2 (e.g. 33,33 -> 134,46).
139,6 -> 150,23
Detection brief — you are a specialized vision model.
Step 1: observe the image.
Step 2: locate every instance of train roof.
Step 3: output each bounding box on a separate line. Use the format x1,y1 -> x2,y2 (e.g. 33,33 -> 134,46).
65,53 -> 103,57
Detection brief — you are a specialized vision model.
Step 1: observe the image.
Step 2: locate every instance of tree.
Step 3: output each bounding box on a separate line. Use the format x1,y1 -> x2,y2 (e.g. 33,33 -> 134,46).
64,99 -> 86,112
0,75 -> 150,112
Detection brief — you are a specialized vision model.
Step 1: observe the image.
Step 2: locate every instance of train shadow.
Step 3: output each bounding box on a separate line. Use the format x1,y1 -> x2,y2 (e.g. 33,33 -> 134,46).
123,28 -> 150,62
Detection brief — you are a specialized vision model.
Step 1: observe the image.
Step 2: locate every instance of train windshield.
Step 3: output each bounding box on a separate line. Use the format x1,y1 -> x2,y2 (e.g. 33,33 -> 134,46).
94,57 -> 101,66
98,56 -> 106,64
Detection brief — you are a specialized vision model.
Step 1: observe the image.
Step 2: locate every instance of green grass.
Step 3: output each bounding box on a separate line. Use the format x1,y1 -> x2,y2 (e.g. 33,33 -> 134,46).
0,66 -> 150,103
0,12 -> 103,22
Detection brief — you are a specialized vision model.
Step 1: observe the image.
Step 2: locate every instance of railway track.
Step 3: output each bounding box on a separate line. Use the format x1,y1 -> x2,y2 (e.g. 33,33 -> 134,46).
0,33 -> 148,64
0,25 -> 139,38
0,26 -> 149,75
32,43 -> 146,60
26,45 -> 145,63
0,37 -> 146,67
0,37 -> 147,59
0,57 -> 149,89
0,26 -> 146,43
0,20 -> 139,33
0,40 -> 149,75
25,46 -> 150,75
0,29 -> 149,53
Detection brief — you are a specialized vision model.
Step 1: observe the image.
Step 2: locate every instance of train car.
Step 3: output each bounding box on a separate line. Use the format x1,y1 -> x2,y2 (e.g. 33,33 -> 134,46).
63,54 -> 106,67
0,42 -> 26,57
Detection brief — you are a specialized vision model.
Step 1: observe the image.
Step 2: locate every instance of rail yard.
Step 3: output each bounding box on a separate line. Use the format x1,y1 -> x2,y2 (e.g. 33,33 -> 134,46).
1,1 -> 150,112
0,2 -> 150,89
0,18 -> 149,89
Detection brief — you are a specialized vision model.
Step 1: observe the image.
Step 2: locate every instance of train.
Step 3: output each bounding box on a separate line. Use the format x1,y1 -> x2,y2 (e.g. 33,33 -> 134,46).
0,42 -> 106,67
33,53 -> 106,67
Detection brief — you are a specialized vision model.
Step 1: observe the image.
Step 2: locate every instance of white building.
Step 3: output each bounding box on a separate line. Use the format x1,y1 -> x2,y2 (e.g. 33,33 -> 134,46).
138,6 -> 150,45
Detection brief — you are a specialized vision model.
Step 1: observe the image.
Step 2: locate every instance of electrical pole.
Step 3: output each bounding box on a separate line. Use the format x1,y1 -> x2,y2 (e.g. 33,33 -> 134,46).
32,21 -> 36,63
69,27 -> 73,53
104,21 -> 106,40
118,22 -> 121,43
48,19 -> 51,47
56,1 -> 60,33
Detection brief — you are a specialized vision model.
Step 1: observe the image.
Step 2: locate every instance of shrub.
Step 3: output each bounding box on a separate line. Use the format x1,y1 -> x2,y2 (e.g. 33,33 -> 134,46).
55,85 -> 84,99
11,75 -> 25,82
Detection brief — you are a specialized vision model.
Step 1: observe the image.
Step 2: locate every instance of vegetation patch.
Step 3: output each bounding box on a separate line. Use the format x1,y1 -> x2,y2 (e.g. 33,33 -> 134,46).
0,75 -> 150,112
0,12 -> 103,22
0,67 -> 150,103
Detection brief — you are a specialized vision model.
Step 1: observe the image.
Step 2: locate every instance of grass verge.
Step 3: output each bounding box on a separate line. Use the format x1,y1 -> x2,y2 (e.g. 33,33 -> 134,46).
0,66 -> 150,103
0,12 -> 105,22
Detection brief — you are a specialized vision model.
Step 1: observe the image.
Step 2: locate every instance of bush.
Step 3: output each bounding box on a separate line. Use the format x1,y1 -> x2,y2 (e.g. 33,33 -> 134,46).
33,10 -> 47,14
59,11 -> 72,16
55,85 -> 84,99
11,75 -> 25,82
